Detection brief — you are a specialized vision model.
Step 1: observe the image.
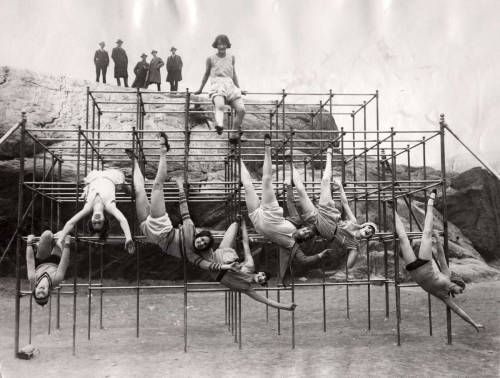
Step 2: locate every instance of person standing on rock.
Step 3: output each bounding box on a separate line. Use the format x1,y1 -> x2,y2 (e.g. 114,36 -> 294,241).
240,134 -> 332,285
26,231 -> 71,307
284,146 -> 377,269
132,53 -> 149,89
146,50 -> 164,91
111,39 -> 128,87
166,46 -> 183,92
94,41 -> 109,84
194,34 -> 246,144
394,190 -> 483,332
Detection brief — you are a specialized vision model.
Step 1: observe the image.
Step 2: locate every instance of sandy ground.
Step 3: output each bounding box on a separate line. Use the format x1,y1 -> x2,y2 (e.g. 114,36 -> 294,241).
0,278 -> 499,378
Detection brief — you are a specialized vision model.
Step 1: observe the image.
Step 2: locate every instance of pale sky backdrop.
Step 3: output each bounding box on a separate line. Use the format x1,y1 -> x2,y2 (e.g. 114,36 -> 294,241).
1,0 -> 499,170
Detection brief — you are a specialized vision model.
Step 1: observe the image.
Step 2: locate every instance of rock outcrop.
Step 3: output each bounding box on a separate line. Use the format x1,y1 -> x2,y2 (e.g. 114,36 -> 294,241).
437,167 -> 500,261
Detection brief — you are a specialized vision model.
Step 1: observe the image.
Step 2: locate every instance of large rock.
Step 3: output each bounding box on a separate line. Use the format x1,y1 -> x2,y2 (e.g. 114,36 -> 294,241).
438,167 -> 500,261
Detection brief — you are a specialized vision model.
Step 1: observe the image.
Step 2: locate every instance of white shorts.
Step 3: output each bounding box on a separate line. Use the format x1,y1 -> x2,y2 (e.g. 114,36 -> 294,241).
249,200 -> 295,249
208,77 -> 243,104
140,214 -> 173,245
84,169 -> 125,186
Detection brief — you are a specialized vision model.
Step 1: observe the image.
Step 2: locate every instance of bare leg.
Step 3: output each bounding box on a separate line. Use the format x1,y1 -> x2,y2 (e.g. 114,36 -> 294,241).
149,142 -> 168,218
130,154 -> 150,223
292,165 -> 316,215
261,136 -> 277,206
240,219 -> 254,269
394,210 -> 417,265
244,288 -> 296,311
418,193 -> 436,261
212,95 -> 225,131
432,230 -> 451,277
240,160 -> 260,213
442,297 -> 483,332
218,221 -> 239,249
231,98 -> 246,131
319,148 -> 334,205
36,230 -> 54,259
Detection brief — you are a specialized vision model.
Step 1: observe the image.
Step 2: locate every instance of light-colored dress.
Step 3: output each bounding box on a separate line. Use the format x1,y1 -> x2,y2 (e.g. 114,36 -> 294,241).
208,53 -> 242,104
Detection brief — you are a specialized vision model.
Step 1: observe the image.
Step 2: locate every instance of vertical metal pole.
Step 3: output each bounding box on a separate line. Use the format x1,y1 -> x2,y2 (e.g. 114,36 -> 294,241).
183,89 -> 191,352
99,244 -> 103,329
363,102 -> 371,331
391,128 -> 401,346
238,292 -> 242,349
56,158 -> 62,330
73,128 -> 82,356
439,115 -> 452,345
87,243 -> 92,340
422,137 -> 433,336
14,113 -> 27,358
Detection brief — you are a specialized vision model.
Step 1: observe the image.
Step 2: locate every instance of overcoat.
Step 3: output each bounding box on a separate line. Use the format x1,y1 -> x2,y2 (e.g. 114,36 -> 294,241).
166,55 -> 183,82
94,49 -> 109,67
148,57 -> 164,84
111,47 -> 128,78
132,61 -> 149,88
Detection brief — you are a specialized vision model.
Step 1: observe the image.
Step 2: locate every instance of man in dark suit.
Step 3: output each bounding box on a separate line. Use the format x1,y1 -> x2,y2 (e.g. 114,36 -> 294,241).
111,39 -> 128,87
166,46 -> 183,92
94,41 -> 109,83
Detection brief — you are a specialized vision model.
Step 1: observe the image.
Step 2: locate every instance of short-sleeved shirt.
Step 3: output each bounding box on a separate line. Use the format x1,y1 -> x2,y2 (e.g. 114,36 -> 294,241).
407,260 -> 453,299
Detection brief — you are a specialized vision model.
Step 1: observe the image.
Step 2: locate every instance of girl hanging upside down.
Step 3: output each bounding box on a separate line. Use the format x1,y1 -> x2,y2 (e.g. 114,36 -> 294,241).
57,168 -> 134,254
285,146 -> 377,269
127,132 -> 237,273
197,216 -> 296,311
240,134 -> 331,284
394,190 -> 483,332
194,34 -> 246,144
26,231 -> 71,306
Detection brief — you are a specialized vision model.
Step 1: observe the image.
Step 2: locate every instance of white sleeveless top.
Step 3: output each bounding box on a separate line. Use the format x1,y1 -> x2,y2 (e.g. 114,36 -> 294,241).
83,169 -> 125,207
209,54 -> 234,78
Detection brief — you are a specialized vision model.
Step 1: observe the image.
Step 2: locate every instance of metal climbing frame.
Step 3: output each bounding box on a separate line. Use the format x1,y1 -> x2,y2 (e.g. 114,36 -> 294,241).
12,87 -> 455,358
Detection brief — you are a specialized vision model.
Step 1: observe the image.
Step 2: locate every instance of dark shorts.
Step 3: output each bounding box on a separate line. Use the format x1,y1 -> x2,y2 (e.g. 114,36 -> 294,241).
35,254 -> 61,268
406,258 -> 430,272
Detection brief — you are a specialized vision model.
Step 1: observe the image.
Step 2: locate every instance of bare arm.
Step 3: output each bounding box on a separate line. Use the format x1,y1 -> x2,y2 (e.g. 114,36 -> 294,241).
442,296 -> 483,332
53,236 -> 71,285
346,247 -> 359,269
335,178 -> 357,223
194,57 -> 211,94
26,234 -> 36,284
57,204 -> 93,250
243,288 -> 296,311
232,55 -> 240,88
105,203 -> 135,254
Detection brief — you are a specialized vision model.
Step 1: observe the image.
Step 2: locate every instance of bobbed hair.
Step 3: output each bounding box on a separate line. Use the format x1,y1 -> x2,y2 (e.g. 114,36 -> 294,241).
360,222 -> 378,238
193,230 -> 214,251
87,216 -> 110,241
259,271 -> 272,286
32,287 -> 50,307
212,34 -> 231,49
